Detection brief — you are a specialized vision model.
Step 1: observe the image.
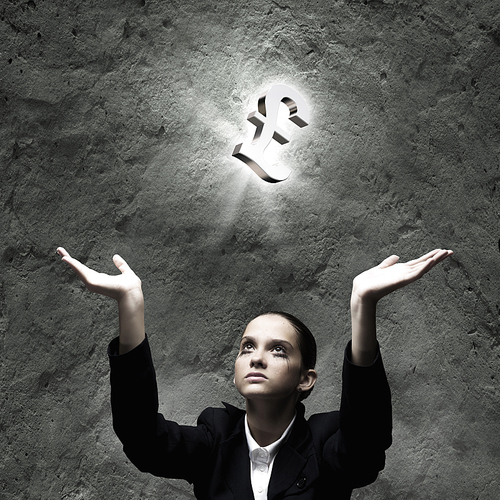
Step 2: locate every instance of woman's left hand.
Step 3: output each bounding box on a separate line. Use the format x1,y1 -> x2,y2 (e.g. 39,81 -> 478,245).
352,248 -> 453,305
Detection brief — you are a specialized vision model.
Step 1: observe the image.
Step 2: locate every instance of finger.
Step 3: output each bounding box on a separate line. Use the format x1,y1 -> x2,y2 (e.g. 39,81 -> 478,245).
113,254 -> 131,275
411,258 -> 437,276
430,249 -> 453,266
59,251 -> 93,282
406,249 -> 441,266
56,247 -> 70,258
57,247 -> 87,279
378,255 -> 399,269
409,249 -> 452,276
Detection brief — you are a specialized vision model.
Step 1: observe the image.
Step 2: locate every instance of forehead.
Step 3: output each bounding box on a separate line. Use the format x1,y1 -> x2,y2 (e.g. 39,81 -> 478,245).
242,315 -> 298,345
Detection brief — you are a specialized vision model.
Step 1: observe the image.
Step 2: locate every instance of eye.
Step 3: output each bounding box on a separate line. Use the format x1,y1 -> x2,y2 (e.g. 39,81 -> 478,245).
239,343 -> 254,355
272,345 -> 288,358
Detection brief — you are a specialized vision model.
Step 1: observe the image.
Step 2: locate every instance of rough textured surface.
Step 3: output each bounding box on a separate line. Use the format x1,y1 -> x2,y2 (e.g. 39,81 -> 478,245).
1,0 -> 499,498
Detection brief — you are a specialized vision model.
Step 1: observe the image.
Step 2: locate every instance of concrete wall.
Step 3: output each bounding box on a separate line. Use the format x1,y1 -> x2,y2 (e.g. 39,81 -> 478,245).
1,0 -> 499,498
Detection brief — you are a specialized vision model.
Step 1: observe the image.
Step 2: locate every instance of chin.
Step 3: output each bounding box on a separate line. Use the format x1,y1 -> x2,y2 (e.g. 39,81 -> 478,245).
238,388 -> 273,400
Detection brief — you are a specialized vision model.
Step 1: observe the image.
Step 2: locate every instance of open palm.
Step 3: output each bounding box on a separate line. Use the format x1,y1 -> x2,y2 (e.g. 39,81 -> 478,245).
352,249 -> 453,304
57,247 -> 142,301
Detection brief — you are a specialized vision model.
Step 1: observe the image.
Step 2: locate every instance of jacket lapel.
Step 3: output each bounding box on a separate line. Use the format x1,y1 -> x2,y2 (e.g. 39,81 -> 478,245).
218,403 -> 319,500
220,414 -> 255,499
267,404 -> 319,499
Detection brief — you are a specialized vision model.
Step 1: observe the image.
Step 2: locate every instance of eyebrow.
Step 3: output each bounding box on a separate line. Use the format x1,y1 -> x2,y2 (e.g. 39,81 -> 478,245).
240,336 -> 295,350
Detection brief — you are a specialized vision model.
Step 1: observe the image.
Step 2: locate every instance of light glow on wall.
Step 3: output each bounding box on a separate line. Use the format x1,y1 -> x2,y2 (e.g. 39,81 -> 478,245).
232,84 -> 309,183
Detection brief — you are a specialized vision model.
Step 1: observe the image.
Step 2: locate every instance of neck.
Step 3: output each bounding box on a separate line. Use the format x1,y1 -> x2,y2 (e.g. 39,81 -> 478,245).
245,397 -> 297,447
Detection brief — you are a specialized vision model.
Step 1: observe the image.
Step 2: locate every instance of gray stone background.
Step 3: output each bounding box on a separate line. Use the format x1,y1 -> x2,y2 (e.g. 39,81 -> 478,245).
1,0 -> 499,498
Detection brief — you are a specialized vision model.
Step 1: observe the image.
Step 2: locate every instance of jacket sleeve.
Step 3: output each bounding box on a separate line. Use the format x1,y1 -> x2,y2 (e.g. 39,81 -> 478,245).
108,336 -> 215,483
322,340 -> 392,488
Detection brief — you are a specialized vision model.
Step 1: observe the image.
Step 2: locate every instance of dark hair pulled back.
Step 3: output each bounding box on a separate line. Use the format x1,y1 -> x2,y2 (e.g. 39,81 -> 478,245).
261,311 -> 317,401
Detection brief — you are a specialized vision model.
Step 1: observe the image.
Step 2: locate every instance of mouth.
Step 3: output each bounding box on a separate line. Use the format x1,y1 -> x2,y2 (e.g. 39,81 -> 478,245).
245,372 -> 268,381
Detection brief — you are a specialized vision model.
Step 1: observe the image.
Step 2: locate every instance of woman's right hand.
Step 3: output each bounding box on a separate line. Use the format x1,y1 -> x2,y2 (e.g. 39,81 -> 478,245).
57,247 -> 145,353
56,247 -> 142,302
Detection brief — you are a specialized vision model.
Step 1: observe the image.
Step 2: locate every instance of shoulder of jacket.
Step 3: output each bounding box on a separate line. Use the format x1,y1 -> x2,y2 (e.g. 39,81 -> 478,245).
197,402 -> 245,434
307,410 -> 340,437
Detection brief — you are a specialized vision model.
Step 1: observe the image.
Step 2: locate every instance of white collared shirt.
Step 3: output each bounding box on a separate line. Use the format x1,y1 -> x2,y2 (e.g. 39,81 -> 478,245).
244,413 -> 296,500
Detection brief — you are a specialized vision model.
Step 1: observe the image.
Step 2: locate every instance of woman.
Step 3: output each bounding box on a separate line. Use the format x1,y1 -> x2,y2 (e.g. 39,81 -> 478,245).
57,247 -> 452,499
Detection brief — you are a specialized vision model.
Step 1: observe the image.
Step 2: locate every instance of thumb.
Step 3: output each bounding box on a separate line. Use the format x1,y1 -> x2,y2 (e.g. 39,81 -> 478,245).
378,255 -> 399,269
113,254 -> 131,274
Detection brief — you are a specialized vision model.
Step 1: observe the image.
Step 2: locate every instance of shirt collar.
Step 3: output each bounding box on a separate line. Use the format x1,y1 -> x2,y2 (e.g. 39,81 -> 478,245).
244,412 -> 296,465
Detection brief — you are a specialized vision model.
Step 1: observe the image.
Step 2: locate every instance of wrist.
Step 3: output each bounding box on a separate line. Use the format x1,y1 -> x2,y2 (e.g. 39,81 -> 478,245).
117,287 -> 145,355
350,291 -> 378,367
350,290 -> 377,312
118,286 -> 144,310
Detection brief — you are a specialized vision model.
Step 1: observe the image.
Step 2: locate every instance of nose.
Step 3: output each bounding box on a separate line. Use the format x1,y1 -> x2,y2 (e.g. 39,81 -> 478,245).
250,349 -> 267,368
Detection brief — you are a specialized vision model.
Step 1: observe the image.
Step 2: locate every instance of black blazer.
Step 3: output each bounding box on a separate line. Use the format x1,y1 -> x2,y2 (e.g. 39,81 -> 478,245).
109,337 -> 392,499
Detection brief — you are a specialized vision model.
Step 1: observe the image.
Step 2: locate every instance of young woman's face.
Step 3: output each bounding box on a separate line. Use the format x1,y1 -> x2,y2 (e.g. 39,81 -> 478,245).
234,314 -> 307,402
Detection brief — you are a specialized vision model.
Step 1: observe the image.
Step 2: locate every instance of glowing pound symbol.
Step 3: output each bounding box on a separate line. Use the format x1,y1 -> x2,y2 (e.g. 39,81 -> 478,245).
232,84 -> 309,183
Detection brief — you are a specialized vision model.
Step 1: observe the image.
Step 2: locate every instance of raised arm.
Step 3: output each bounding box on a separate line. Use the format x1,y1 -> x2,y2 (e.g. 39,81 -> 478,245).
57,247 -> 145,354
350,249 -> 453,366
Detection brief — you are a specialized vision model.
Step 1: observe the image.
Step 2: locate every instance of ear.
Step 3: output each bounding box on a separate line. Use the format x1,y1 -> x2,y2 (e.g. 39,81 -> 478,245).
297,369 -> 317,393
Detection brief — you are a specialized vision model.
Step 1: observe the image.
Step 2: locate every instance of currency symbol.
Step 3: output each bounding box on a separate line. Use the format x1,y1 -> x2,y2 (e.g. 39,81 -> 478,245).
232,84 -> 309,183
